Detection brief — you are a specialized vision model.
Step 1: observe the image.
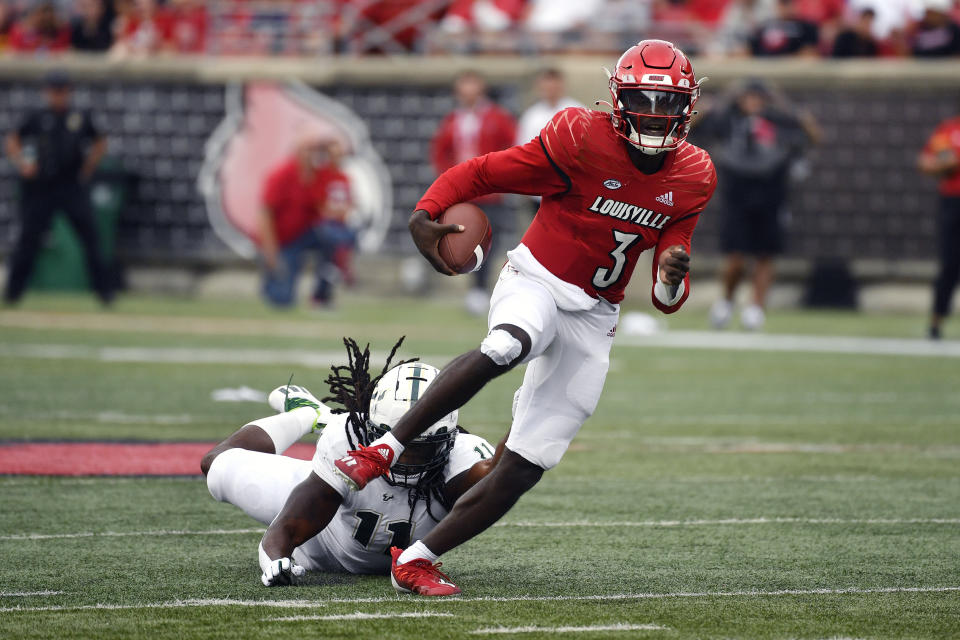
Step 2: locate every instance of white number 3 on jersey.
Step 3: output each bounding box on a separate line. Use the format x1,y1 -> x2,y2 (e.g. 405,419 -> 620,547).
592,230 -> 641,290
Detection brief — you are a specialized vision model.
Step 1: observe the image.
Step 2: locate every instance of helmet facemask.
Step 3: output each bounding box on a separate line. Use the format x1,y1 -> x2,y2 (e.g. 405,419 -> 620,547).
365,420 -> 456,488
364,362 -> 459,489
614,85 -> 693,155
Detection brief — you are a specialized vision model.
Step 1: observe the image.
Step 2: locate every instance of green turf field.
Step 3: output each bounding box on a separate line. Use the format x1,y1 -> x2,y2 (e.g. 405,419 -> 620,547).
1,294 -> 958,639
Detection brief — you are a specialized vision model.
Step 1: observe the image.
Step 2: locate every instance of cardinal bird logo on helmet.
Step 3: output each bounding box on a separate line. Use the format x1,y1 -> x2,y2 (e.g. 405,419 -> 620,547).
601,39 -> 703,155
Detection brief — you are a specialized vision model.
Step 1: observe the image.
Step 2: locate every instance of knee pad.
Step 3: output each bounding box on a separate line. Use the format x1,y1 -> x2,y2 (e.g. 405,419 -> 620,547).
480,329 -> 523,366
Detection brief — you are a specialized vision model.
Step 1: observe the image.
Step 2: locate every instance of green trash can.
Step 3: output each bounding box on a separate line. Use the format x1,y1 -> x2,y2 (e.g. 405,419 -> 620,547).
30,157 -> 126,292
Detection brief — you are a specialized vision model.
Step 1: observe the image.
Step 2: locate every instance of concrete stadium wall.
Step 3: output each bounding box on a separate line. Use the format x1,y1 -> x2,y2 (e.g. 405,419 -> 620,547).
0,55 -> 956,281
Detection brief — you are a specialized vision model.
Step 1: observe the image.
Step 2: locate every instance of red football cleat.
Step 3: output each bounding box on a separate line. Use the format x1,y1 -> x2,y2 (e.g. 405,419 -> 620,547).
333,444 -> 394,491
390,547 -> 461,596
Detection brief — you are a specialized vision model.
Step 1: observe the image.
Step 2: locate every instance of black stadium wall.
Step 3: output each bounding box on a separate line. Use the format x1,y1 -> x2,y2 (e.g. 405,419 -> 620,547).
0,57 -> 956,273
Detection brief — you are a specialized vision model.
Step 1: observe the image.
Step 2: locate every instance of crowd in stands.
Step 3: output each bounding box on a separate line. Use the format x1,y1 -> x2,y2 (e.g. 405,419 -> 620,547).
0,0 -> 958,58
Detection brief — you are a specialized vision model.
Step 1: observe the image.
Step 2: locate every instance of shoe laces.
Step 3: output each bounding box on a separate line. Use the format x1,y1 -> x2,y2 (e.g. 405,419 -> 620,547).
401,558 -> 454,584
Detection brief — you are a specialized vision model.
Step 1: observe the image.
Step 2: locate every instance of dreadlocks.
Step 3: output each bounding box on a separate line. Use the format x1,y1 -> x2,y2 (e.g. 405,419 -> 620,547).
321,336 -> 413,451
321,337 -> 453,522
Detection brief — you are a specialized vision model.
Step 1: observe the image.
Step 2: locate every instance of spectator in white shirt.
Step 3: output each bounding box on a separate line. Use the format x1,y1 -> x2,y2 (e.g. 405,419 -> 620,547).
847,0 -> 924,40
516,68 -> 584,146
524,0 -> 605,32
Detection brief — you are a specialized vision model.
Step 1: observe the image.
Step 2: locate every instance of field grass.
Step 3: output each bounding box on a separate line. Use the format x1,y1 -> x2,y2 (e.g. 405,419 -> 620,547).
1,293 -> 958,639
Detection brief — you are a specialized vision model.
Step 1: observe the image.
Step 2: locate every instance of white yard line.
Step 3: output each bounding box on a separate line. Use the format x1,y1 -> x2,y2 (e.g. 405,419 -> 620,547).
0,407 -> 197,424
0,344 -> 353,369
619,330 -> 960,358
0,528 -> 263,541
583,434 -> 960,457
0,343 -> 459,370
266,612 -> 454,622
4,518 -> 957,542
471,623 -> 668,634
2,587 -> 958,613
0,591 -> 64,597
0,598 -> 329,613
494,517 -> 960,528
4,329 -> 960,369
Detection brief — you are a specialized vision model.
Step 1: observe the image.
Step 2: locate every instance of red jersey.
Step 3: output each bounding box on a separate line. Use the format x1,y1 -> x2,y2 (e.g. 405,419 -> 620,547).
417,108 -> 717,310
261,158 -> 325,245
922,116 -> 960,197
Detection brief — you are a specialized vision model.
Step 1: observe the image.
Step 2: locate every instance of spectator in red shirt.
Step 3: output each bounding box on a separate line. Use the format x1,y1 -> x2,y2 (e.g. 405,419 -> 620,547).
110,0 -> 169,57
164,0 -> 207,54
259,135 -> 356,308
8,2 -> 71,53
919,111 -> 960,339
431,70 -> 516,314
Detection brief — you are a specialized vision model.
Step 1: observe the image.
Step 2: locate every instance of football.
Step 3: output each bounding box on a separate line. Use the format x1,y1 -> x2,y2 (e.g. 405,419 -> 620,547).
437,202 -> 493,275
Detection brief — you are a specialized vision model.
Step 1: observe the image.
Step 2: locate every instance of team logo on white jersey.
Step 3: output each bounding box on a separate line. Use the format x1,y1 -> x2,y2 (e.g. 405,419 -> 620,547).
603,179 -> 622,190
655,191 -> 675,207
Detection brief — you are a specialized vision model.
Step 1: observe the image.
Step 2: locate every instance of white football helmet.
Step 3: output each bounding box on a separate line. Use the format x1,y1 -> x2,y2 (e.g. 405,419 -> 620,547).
367,362 -> 458,487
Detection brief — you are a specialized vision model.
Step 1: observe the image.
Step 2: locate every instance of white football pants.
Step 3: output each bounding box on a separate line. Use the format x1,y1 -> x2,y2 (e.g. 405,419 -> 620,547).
488,264 -> 618,469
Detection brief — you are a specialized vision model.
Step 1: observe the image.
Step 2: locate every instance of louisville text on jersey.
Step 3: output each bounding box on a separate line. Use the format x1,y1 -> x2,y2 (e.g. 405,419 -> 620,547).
586,196 -> 671,229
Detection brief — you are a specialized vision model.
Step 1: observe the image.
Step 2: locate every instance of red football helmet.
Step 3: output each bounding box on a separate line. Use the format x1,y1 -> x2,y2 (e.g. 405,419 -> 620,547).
604,40 -> 702,155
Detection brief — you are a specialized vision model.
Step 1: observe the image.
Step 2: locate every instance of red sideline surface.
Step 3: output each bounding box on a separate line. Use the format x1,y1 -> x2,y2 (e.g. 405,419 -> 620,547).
0,442 -> 316,476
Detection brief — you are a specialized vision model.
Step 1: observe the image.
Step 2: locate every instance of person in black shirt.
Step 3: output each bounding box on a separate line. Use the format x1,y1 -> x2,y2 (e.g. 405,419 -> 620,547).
4,71 -> 112,304
750,0 -> 820,57
832,8 -> 879,58
911,4 -> 960,58
71,0 -> 114,52
695,79 -> 820,331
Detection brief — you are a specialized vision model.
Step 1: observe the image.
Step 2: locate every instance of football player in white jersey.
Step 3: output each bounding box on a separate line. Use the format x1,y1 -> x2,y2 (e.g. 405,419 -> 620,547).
201,339 -> 501,586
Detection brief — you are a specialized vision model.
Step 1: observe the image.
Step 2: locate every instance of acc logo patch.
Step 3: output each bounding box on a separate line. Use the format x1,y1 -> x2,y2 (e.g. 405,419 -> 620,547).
199,82 -> 392,258
603,179 -> 622,190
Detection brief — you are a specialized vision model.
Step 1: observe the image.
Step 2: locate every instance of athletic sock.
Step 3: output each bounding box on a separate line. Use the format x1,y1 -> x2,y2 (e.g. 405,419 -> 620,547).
250,408 -> 317,454
368,431 -> 405,460
397,540 -> 438,565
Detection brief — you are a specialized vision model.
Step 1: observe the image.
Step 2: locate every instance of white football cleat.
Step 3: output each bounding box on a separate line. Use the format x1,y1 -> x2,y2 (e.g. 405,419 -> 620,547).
741,304 -> 766,331
709,299 -> 733,330
268,384 -> 334,430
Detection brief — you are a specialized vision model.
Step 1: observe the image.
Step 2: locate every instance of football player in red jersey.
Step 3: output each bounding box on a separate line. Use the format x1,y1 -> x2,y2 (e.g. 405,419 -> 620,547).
335,40 -> 717,596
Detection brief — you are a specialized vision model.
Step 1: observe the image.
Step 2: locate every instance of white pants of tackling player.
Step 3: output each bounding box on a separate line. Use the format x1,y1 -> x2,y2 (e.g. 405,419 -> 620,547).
206,449 -> 344,572
486,262 -> 618,470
